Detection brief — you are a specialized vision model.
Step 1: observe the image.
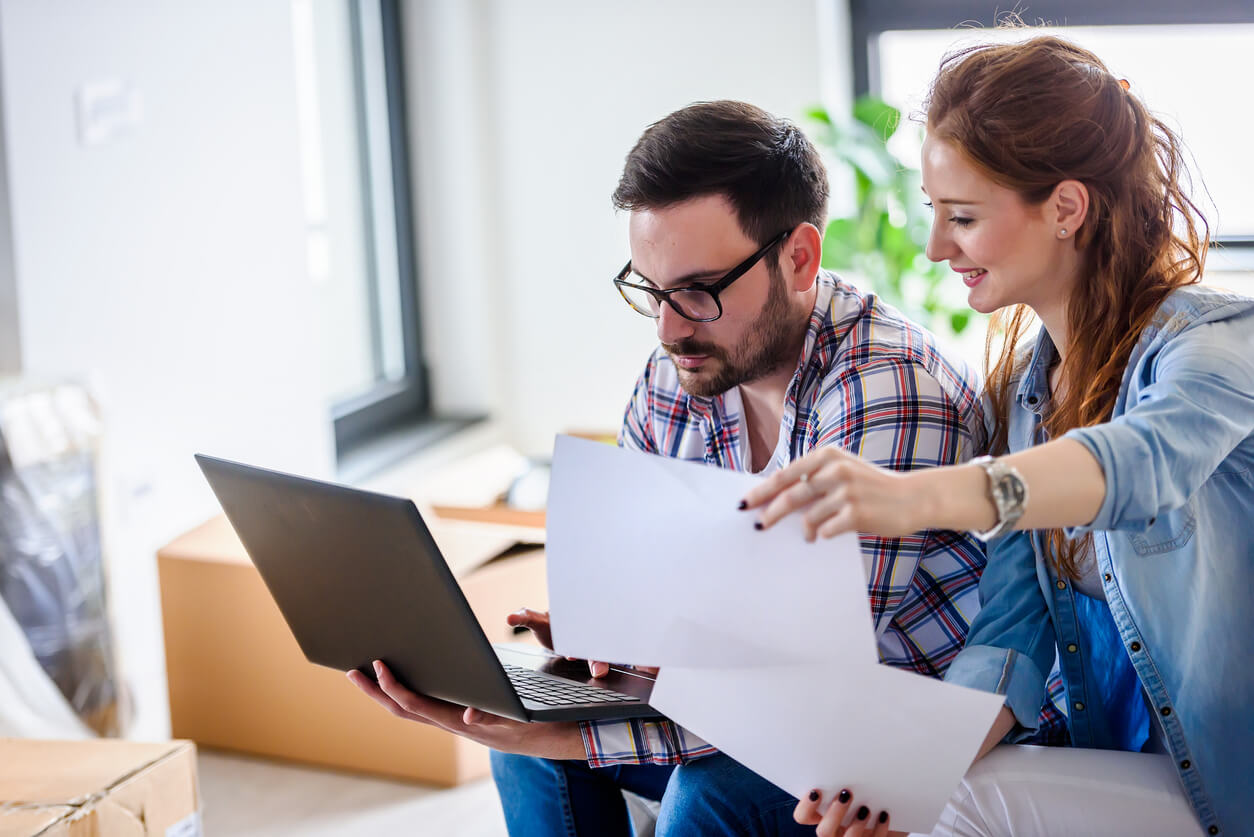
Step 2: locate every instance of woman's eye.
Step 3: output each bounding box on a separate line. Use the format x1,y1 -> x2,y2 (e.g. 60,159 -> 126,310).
923,201 -> 934,210
949,216 -> 974,227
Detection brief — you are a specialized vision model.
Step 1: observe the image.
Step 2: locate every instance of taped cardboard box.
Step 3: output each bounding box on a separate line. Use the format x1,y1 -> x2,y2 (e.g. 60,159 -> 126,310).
157,515 -> 547,787
0,738 -> 199,837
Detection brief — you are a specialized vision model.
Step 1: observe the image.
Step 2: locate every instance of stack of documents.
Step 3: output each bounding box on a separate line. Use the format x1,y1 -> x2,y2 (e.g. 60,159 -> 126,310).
546,435 -> 1005,833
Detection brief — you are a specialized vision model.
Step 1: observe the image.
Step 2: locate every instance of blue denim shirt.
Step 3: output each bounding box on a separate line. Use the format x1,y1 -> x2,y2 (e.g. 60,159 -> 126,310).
944,286 -> 1254,835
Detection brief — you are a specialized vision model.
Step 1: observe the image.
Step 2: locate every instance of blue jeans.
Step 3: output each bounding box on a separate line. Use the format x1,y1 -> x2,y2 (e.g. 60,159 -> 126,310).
490,750 -> 816,836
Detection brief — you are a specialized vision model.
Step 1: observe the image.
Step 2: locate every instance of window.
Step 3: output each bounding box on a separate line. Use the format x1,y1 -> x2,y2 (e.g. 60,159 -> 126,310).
292,0 -> 429,460
848,1 -> 1254,264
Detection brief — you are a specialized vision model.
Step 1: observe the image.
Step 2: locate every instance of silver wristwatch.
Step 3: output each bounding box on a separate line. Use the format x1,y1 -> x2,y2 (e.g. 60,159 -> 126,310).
971,455 -> 1028,540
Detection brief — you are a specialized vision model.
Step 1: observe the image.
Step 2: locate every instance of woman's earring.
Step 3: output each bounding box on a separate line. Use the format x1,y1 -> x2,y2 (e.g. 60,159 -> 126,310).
1059,228 -> 1068,238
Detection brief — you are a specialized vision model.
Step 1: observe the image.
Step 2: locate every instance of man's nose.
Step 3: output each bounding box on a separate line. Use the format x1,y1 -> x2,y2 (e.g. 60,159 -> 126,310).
656,302 -> 695,344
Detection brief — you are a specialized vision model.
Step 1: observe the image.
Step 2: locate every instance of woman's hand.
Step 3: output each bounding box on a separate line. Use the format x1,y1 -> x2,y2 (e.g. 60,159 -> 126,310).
793,787 -> 900,837
740,446 -> 925,541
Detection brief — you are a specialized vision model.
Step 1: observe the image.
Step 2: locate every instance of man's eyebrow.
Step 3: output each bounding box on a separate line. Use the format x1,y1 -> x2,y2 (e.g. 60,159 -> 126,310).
632,267 -> 726,287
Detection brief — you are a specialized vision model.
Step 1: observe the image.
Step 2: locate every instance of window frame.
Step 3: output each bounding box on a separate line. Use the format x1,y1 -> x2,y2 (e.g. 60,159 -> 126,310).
329,0 -> 431,458
848,0 -> 1254,252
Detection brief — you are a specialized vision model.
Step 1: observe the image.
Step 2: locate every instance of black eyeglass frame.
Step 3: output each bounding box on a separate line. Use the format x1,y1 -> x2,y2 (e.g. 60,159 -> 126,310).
612,228 -> 792,323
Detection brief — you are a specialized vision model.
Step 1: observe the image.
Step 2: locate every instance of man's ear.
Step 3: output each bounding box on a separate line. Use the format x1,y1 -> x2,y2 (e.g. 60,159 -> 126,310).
783,222 -> 823,291
1050,180 -> 1089,239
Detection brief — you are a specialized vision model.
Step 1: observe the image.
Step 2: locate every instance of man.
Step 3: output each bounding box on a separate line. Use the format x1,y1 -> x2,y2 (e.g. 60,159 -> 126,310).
349,101 -> 990,834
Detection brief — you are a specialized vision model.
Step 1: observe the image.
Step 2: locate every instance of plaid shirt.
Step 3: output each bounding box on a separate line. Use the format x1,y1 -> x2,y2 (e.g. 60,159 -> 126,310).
580,272 -> 991,767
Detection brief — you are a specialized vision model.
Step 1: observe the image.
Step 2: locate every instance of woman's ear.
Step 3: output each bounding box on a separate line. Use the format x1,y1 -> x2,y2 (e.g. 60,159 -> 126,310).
1050,179 -> 1090,239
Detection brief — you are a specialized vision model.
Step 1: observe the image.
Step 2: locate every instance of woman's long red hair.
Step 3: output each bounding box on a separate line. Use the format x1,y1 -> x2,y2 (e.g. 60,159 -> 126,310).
925,36 -> 1209,577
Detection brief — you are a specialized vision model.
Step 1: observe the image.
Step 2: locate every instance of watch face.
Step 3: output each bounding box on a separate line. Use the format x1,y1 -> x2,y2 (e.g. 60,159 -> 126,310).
997,474 -> 1027,506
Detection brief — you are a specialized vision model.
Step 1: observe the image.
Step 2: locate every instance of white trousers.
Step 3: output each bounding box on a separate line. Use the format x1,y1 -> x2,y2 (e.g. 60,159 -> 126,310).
921,745 -> 1201,836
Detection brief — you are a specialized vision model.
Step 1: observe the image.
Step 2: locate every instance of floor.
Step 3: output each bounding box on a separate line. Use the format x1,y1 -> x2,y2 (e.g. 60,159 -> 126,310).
197,749 -> 508,836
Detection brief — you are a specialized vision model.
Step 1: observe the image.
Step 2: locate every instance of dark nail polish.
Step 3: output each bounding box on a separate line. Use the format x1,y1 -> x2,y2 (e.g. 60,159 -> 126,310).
808,790 -> 820,802
878,811 -> 888,824
738,500 -> 748,510
838,789 -> 851,804
753,521 -> 764,530
856,805 -> 869,820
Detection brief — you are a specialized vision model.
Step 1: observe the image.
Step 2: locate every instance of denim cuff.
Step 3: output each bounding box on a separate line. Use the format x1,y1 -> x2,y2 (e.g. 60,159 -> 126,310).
944,644 -> 1047,735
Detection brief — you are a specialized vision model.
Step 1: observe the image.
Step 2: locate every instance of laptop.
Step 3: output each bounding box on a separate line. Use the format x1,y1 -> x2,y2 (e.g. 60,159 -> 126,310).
194,454 -> 658,723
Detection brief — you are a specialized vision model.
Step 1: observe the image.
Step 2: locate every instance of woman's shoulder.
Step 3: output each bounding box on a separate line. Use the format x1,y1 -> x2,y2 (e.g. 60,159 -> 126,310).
1151,284 -> 1254,336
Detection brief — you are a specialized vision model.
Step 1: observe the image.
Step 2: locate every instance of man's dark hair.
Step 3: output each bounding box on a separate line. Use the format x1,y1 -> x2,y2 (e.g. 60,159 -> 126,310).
612,100 -> 829,247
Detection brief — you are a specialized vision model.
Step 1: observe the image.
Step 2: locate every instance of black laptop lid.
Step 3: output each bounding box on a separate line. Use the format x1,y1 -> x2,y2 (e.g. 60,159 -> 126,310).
194,454 -> 526,720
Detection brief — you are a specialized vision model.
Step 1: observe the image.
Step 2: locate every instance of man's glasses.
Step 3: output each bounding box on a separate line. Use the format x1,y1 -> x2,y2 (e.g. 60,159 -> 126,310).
613,229 -> 791,323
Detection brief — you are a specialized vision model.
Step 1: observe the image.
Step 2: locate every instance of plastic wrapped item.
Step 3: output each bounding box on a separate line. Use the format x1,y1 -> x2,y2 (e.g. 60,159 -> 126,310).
0,381 -> 127,736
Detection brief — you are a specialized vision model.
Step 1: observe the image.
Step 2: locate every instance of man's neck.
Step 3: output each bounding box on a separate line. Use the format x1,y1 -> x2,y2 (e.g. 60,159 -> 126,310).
738,355 -> 801,473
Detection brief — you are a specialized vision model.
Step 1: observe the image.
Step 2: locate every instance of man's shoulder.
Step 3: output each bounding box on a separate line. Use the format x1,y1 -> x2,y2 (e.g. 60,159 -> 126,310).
813,273 -> 977,389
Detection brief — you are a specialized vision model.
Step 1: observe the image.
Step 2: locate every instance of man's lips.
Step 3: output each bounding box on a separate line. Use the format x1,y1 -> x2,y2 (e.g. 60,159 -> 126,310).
673,354 -> 708,369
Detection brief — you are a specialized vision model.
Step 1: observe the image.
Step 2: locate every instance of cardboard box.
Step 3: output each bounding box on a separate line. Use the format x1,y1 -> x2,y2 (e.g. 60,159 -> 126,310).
0,738 -> 200,837
157,515 -> 548,787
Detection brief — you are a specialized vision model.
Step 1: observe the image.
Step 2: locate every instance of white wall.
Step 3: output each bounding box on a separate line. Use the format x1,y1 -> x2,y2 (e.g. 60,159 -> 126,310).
405,0 -> 851,455
0,0 -> 334,738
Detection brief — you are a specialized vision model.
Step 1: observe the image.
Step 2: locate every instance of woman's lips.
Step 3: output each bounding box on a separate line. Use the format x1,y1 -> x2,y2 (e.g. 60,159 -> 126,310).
962,268 -> 988,288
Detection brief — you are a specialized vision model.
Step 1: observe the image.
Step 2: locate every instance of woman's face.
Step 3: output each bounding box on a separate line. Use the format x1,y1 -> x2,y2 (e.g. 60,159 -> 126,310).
920,135 -> 1070,316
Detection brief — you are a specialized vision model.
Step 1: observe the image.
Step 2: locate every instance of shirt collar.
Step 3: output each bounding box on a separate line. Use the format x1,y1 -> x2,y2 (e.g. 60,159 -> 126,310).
1016,327 -> 1057,415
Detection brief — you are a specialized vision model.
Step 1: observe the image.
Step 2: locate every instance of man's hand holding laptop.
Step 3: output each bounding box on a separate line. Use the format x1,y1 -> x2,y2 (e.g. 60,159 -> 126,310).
346,606 -> 652,760
346,658 -> 587,760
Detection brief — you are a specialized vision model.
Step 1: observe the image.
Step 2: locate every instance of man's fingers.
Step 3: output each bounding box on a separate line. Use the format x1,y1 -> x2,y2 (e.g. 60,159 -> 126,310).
506,608 -> 554,649
346,669 -> 435,726
373,661 -> 463,726
589,660 -> 610,678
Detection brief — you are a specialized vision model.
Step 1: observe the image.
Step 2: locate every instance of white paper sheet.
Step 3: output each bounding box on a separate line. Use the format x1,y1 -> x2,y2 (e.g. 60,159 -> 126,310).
546,435 -> 875,668
545,434 -> 1006,832
649,663 -> 1005,833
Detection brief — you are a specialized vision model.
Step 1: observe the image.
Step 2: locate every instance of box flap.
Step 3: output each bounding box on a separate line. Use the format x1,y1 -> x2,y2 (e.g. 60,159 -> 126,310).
160,513 -> 525,581
0,806 -> 74,837
0,739 -> 188,806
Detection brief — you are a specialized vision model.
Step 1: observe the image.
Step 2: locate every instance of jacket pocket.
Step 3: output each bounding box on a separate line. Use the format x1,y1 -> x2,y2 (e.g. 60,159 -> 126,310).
1128,502 -> 1197,555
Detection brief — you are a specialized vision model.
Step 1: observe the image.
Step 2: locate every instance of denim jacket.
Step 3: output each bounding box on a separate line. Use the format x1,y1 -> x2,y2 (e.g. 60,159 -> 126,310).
944,285 -> 1254,835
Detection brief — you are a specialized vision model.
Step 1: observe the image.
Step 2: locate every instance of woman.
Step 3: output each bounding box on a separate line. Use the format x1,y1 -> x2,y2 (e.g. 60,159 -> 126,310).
744,36 -> 1253,836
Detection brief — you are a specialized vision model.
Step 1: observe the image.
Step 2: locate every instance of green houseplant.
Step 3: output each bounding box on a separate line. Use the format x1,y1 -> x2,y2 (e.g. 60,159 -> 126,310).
806,97 -> 974,337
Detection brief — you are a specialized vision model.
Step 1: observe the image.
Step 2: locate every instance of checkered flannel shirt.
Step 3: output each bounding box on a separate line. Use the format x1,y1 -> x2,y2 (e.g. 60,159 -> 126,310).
580,271 -> 996,767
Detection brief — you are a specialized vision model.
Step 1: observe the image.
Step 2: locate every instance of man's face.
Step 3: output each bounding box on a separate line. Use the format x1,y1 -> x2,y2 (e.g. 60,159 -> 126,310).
626,195 -> 802,398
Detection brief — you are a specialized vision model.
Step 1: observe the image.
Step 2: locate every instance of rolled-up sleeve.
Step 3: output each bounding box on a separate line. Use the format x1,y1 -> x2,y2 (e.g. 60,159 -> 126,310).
579,718 -> 717,767
944,529 -> 1055,735
1065,318 -> 1254,536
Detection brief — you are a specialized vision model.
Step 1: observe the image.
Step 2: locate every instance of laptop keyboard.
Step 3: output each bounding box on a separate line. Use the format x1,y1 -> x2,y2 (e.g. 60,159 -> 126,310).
503,663 -> 639,705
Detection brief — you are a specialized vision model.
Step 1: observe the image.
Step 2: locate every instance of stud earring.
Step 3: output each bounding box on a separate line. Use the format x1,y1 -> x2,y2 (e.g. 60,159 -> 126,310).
1059,228 -> 1068,238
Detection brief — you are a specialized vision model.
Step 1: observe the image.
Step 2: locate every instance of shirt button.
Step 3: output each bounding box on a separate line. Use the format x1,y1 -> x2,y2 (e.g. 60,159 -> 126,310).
1161,706 -> 1172,717
1073,701 -> 1085,712
1130,641 -> 1142,652
1067,643 -> 1078,653
1209,826 -> 1219,835
1027,395 -> 1039,405
1056,580 -> 1067,590
1103,573 -> 1112,583
1181,759 -> 1192,770
1148,517 -> 1157,526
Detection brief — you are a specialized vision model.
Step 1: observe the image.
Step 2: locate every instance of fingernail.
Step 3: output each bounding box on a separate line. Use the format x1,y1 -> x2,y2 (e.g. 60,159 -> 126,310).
878,811 -> 889,824
753,521 -> 764,531
856,805 -> 869,820
373,660 -> 383,676
838,789 -> 851,804
808,789 -> 820,802
738,500 -> 748,510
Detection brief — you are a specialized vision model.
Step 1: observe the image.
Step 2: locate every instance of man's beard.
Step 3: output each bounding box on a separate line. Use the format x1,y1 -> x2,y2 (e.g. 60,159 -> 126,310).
663,269 -> 806,398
